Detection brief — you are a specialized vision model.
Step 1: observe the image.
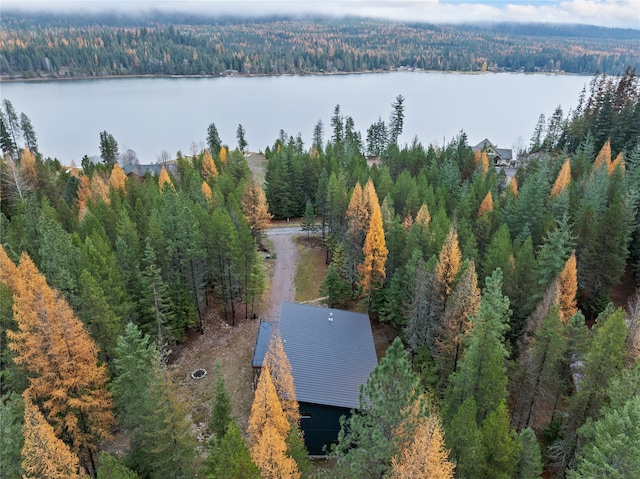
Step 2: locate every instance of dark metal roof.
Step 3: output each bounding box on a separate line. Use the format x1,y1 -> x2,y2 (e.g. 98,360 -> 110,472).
277,302 -> 378,410
251,321 -> 276,368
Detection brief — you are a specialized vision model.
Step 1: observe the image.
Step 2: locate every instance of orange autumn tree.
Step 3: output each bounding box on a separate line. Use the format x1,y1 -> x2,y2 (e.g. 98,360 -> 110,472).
477,191 -> 493,218
158,165 -> 174,191
507,176 -> 518,197
549,158 -> 571,198
76,175 -> 91,219
0,246 -> 113,477
263,330 -> 300,426
435,225 -> 462,296
219,145 -> 228,165
108,163 -> 127,193
557,252 -> 578,322
21,394 -> 83,479
201,180 -> 212,202
475,149 -> 489,175
90,173 -> 110,204
19,147 -> 38,185
390,414 -> 455,479
241,178 -> 273,239
593,139 -> 611,171
247,366 -> 299,479
359,192 -> 388,308
609,152 -> 625,175
201,149 -> 218,179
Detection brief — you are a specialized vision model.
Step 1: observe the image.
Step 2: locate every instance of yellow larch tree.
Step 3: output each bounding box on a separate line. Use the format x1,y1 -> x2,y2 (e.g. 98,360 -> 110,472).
477,191 -> 493,218
593,139 -> 611,171
19,147 -> 38,185
390,414 -> 455,479
76,175 -> 91,220
108,163 -> 127,193
90,173 -> 110,204
474,150 -> 490,175
359,196 -> 388,307
0,246 -> 113,476
608,152 -> 625,175
434,225 -> 462,296
201,149 -> 218,179
219,145 -> 228,165
21,394 -> 83,479
549,158 -> 571,198
362,178 -> 380,225
402,213 -> 414,233
557,251 -> 578,322
347,182 -> 368,237
247,366 -> 299,479
415,203 -> 431,229
241,178 -> 273,239
507,176 -> 518,197
201,180 -> 212,202
158,165 -> 174,191
264,330 -> 300,426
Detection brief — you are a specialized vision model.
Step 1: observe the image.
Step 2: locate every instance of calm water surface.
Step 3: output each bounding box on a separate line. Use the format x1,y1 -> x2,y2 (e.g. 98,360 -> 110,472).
1,72 -> 590,163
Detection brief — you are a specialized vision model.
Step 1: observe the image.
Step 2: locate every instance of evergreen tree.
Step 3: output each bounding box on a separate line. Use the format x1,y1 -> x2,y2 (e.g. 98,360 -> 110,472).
389,94 -> 405,145
99,130 -> 119,165
0,115 -> 16,158
513,428 -> 543,479
206,123 -> 222,156
209,360 -> 233,440
19,113 -> 38,156
236,124 -> 248,153
332,338 -> 423,479
0,392 -> 24,479
300,200 -> 317,237
206,421 -> 261,479
97,452 -> 138,479
111,322 -> 157,430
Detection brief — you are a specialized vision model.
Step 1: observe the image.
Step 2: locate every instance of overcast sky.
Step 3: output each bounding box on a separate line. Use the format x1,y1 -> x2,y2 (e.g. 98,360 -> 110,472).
3,0 -> 640,29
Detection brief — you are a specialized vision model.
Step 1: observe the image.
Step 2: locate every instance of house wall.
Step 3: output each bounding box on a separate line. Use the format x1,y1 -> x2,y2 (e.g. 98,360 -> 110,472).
299,401 -> 352,455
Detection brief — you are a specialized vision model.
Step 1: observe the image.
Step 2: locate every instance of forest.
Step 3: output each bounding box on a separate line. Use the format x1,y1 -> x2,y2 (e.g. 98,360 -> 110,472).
1,12 -> 639,79
0,64 -> 639,478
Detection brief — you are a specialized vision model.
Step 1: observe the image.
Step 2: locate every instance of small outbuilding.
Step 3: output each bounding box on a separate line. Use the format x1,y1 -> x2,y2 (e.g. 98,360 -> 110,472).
251,302 -> 378,455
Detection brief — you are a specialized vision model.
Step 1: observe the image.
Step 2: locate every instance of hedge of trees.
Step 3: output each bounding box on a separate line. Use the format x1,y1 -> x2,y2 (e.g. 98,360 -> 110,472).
2,13 -> 639,79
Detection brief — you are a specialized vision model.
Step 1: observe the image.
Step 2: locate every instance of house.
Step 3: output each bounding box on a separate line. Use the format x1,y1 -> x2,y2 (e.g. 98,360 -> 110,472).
122,163 -> 178,177
472,139 -> 514,167
251,302 -> 378,455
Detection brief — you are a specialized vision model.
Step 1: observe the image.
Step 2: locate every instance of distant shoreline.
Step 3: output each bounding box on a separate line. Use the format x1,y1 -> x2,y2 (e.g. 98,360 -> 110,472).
0,68 -> 585,84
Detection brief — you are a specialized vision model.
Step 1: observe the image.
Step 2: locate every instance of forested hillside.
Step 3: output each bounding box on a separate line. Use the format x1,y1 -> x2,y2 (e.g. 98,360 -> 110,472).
0,67 -> 639,478
1,12 -> 639,79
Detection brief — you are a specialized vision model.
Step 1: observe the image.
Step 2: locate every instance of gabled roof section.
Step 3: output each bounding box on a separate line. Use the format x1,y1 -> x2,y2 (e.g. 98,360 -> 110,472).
278,302 -> 378,410
472,138 -> 496,152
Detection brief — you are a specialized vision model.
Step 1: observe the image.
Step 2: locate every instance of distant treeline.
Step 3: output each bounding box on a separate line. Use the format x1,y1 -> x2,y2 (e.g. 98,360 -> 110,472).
1,13 -> 638,79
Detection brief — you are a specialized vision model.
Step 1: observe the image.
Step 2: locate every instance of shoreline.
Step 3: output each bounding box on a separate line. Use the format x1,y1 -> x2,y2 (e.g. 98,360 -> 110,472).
0,68 -> 584,84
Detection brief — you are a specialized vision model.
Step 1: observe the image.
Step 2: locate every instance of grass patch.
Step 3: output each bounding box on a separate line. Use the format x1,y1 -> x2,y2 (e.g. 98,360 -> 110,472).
294,235 -> 327,302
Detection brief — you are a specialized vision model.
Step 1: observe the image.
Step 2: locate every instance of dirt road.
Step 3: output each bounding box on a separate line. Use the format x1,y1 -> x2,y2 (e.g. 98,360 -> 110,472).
265,227 -> 300,318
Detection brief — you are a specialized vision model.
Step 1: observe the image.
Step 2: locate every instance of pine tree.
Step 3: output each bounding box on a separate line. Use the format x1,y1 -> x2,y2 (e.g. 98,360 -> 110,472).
209,360 -> 233,440
300,200 -> 317,237
247,366 -> 299,479
477,401 -> 520,479
389,413 -> 455,479
0,247 -> 113,476
21,395 -> 82,479
129,363 -> 198,479
206,421 -> 261,479
513,428 -> 543,479
111,322 -> 157,430
445,397 -> 480,479
19,112 -> 38,155
206,123 -> 222,156
237,124 -> 248,152
99,131 -> 119,164
389,94 -> 405,145
0,392 -> 24,479
332,338 -> 423,479
96,453 -> 138,479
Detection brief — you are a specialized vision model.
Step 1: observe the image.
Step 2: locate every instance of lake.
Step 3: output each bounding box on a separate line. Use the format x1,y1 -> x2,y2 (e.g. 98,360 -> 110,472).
1,72 -> 590,164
